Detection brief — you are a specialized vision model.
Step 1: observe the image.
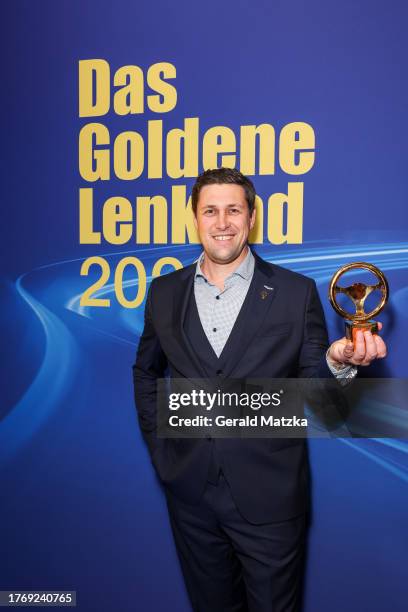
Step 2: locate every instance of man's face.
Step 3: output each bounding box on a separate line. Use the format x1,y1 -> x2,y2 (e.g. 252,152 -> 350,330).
194,183 -> 256,265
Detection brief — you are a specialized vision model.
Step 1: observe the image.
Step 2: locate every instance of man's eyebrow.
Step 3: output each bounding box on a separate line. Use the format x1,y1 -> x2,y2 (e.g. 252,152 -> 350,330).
201,202 -> 243,208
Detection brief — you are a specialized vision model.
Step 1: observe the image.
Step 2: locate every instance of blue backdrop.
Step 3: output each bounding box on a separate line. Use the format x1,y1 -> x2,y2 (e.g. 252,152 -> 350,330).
2,1 -> 407,610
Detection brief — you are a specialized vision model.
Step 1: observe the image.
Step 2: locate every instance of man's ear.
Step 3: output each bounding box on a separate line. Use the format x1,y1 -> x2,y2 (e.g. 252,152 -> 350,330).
249,207 -> 256,230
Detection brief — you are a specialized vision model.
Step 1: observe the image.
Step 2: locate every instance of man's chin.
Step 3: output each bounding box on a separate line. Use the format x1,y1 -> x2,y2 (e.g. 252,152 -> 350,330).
206,248 -> 242,265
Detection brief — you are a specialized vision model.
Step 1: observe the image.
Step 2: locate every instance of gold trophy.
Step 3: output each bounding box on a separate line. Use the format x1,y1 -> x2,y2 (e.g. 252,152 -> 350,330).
329,262 -> 389,344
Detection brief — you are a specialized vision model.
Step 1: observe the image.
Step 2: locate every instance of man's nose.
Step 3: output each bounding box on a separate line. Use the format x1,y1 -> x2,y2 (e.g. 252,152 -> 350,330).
215,211 -> 230,229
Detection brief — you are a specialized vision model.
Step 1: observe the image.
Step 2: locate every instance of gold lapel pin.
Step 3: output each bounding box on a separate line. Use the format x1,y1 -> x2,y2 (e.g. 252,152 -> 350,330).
260,290 -> 268,300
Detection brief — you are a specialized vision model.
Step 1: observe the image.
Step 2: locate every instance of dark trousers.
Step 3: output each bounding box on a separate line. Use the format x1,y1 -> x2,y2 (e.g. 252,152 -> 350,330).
165,472 -> 306,612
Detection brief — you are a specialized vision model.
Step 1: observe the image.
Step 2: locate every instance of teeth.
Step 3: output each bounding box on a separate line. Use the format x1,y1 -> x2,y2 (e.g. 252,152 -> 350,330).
213,236 -> 233,241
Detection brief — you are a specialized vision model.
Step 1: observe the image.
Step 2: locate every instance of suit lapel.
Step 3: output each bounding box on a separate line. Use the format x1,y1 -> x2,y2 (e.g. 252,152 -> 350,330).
171,264 -> 208,378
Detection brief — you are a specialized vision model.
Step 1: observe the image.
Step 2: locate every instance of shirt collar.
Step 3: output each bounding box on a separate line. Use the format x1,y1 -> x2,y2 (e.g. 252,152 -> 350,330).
195,247 -> 255,283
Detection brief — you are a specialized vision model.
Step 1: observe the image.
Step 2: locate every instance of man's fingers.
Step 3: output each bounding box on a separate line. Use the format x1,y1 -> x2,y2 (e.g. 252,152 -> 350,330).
343,341 -> 354,360
363,330 -> 378,363
350,329 -> 387,366
351,331 -> 366,364
330,326 -> 387,367
374,334 -> 387,358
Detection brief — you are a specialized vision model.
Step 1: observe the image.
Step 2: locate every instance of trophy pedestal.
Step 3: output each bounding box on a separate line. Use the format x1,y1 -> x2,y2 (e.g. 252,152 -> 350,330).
345,320 -> 378,342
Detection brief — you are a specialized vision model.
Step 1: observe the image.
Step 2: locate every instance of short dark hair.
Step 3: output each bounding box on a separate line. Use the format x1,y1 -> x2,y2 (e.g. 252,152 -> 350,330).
191,168 -> 256,215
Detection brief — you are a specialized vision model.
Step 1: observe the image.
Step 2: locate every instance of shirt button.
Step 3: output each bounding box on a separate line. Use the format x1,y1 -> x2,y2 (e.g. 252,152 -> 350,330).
216,295 -> 220,300
213,328 -> 217,332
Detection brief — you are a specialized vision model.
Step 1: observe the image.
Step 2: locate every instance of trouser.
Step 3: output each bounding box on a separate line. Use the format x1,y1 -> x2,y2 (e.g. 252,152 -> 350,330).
165,472 -> 306,612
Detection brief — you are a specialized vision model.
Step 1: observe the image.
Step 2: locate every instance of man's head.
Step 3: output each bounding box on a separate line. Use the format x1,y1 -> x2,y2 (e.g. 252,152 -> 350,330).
192,168 -> 256,265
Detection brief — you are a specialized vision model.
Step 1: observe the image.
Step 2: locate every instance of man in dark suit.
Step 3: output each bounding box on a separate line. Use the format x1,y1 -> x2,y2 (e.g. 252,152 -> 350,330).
133,168 -> 386,612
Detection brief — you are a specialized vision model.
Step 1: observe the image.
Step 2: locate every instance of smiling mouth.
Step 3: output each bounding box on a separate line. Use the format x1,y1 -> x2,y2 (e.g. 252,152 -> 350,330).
212,235 -> 235,241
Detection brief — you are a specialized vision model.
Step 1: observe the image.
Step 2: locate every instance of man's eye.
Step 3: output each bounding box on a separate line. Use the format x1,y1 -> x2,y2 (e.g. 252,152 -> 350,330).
204,209 -> 215,215
229,208 -> 240,214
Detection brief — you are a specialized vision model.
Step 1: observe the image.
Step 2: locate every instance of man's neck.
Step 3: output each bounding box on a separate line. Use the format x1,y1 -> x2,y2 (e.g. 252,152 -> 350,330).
201,246 -> 249,290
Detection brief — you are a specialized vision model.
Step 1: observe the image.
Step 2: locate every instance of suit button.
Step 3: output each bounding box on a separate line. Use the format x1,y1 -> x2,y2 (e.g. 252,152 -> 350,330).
206,436 -> 212,440
216,369 -> 223,376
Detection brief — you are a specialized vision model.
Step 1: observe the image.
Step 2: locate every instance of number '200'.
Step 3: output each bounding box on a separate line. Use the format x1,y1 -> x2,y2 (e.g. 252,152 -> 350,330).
80,256 -> 183,308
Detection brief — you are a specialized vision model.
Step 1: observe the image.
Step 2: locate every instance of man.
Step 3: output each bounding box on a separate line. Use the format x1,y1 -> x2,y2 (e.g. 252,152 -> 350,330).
133,168 -> 387,612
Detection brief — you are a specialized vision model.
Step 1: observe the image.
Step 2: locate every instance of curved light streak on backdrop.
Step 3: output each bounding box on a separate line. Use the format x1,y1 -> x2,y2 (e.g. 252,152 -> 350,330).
1,241 -> 407,483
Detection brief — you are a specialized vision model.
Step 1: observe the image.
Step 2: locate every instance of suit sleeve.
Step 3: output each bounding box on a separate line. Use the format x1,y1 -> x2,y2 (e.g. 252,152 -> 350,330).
297,279 -> 333,378
132,280 -> 168,455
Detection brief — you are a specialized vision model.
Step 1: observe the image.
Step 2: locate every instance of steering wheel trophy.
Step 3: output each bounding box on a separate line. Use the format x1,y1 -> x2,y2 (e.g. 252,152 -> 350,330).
328,262 -> 389,344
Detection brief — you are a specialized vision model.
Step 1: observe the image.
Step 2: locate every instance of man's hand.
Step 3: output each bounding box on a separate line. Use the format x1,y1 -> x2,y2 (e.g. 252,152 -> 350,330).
327,322 -> 387,368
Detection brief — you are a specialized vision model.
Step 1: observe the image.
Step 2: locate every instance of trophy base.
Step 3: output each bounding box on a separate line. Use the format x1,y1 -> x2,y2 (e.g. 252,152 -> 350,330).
345,320 -> 378,342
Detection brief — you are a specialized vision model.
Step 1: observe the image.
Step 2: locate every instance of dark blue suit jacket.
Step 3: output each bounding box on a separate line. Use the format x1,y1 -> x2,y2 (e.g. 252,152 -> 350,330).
133,252 -> 332,523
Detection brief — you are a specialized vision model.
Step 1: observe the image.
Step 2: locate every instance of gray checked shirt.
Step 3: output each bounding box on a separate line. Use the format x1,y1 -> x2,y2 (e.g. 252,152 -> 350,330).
194,248 -> 254,358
